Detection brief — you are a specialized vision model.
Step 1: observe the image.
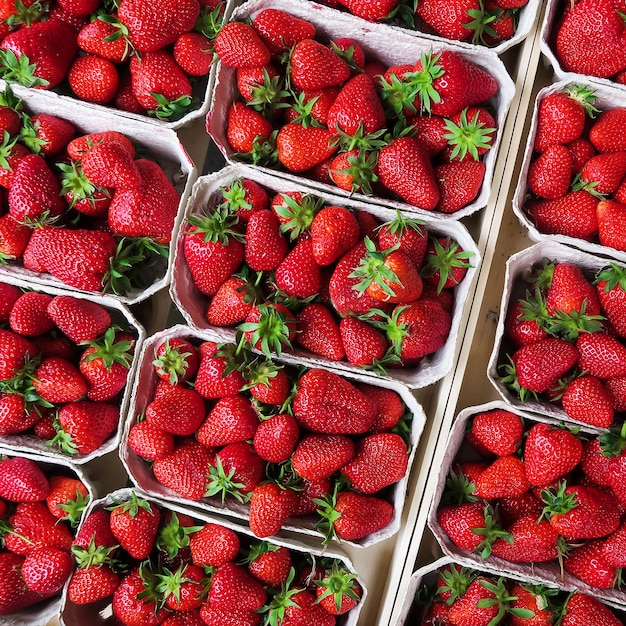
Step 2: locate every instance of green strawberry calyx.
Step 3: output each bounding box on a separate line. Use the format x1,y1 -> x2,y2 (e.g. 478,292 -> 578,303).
476,578 -> 534,625
314,561 -> 361,614
437,563 -> 475,605
420,237 -> 474,294
56,488 -> 91,528
237,303 -> 296,358
152,339 -> 194,386
83,326 -> 133,369
443,107 -> 496,161
563,83 -> 599,118
349,236 -> 402,299
260,567 -> 300,626
330,149 -> 379,196
156,511 -> 203,561
273,192 -> 323,240
71,538 -> 120,570
148,93 -> 196,122
377,209 -> 425,240
204,455 -> 251,504
57,160 -> 111,209
0,50 -> 49,89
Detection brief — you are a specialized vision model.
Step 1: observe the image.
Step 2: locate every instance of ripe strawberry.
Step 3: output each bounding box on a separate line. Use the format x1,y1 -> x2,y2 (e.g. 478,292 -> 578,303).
197,393 -> 257,447
339,315 -> 391,369
377,212 -> 428,268
0,328 -> 39,380
45,474 -> 89,525
315,562 -> 361,616
184,208 -> 245,296
577,331 -> 626,378
240,302 -> 297,358
214,21 -> 271,68
209,561 -> 267,612
292,434 -> 355,481
378,136 -> 440,209
562,375 -> 615,428
276,123 -> 338,173
597,263 -> 626,337
194,348 -> 244,399
448,577 -> 506,626
8,290 -> 54,336
247,543 -> 291,588
32,356 -> 87,404
53,401 -> 119,455
67,563 -> 120,605
72,508 -> 117,550
118,0 -> 200,53
564,539 -> 617,589
68,54 -> 119,104
0,456 -> 49,502
249,482 -> 298,537
206,275 -> 257,326
21,546 -> 73,594
174,32 -> 214,76
128,418 -> 175,462
109,493 -> 161,560
222,178 -> 269,221
0,283 -> 20,322
526,190 -> 599,240
0,19 -> 78,89
523,422 -> 583,486
491,513 -> 560,563
534,86 -> 597,153
153,439 -> 216,501
580,150 -> 626,195
112,567 -> 169,626
546,262 -> 601,318
334,0 -> 398,21
473,455 -> 530,500
310,205 -> 359,266
568,137 -> 597,172
19,113 -> 76,158
415,0 -> 481,42
295,303 -> 345,361
597,199 -> 626,250
590,107 -> 626,153
435,159 -> 486,214
290,38 -> 350,91
0,214 -> 31,261
146,385 -> 205,436
561,593 -> 623,626
67,131 -> 135,161
0,552 -> 43,615
341,433 -> 408,494
253,413 -> 300,463
245,359 -> 290,405
77,18 -> 132,64
469,409 -> 523,456
293,369 -> 376,434
252,8 -> 316,54
226,101 -> 275,155
528,144 -> 573,199
80,138 -> 140,191
189,522 -> 240,568
275,237 -> 321,298
206,442 -> 264,502
47,295 -> 111,344
244,208 -> 288,271
153,337 -> 198,385
555,0 -> 626,78
422,236 -> 473,292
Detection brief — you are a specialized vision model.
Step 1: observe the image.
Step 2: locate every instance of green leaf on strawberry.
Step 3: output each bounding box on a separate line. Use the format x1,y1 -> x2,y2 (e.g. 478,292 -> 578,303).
0,49 -> 49,88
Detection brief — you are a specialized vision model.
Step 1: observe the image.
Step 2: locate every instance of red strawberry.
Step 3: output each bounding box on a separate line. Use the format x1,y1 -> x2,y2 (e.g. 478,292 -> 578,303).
253,413 -> 300,464
0,456 -> 49,502
128,418 -> 174,461
292,434 -> 355,481
295,303 -> 345,361
377,212 -> 428,268
72,509 -> 117,550
491,513 -> 560,563
226,101 -> 275,155
246,359 -> 290,405
276,123 -> 338,173
0,283 -> 20,322
447,578 -> 504,626
580,150 -> 626,195
290,39 -> 350,91
68,54 -> 119,104
274,237 -> 321,298
67,564 -> 120,605
0,552 -> 43,615
109,493 -> 161,560
293,369 -> 376,434
197,393 -> 258,447
9,290 -> 54,336
240,302 -> 297,358
153,337 -> 198,385
249,482 -> 298,537
0,214 -> 31,261
54,401 -> 119,455
206,276 -> 257,326
45,474 -> 89,523
435,160 -> 486,214
20,113 -> 76,158
469,409 -> 524,456
564,539 -> 617,589
67,131 -> 135,161
214,21 -> 271,68
247,544 -> 291,588
174,32 -> 214,76
252,9 -> 316,54
77,18 -> 132,63
436,501 -> 494,553
112,567 -> 169,626
473,455 -> 531,500
47,295 -> 111,344
415,0 -> 481,42
546,262 -> 601,318
590,107 -> 626,153
562,375 -> 615,428
33,356 -> 88,403
528,144 -> 573,199
222,178 -> 269,221
81,139 -> 140,190
146,385 -> 205,436
209,562 -> 267,612
194,348 -> 244,399
378,136 -> 440,210
206,442 -> 264,501
22,546 -> 73,594
189,522 -> 240,568
561,593 -> 623,626
280,589 -> 336,626
334,0 -> 398,20
244,208 -> 288,271
577,331 -> 626,378
0,328 -> 39,380
340,315 -> 391,369
310,205 -> 360,266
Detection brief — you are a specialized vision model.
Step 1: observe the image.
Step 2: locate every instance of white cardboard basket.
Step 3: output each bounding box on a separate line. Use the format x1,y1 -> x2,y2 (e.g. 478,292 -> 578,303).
60,487 -> 365,626
119,324 -> 426,549
0,274 -> 145,465
0,86 -> 197,305
170,163 -> 480,389
207,0 -> 516,220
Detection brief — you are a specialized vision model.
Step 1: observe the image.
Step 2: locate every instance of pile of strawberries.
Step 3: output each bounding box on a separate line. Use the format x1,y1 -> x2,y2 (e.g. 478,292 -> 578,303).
63,490 -> 362,625
0,88 -> 182,294
496,255 -> 626,429
434,408 -> 626,597
0,281 -> 138,456
0,0 -> 223,122
0,454 -> 90,615
125,332 -> 415,544
547,0 -> 626,84
211,8 -> 501,214
178,175 -> 473,375
411,561 -> 626,625
317,0 -> 530,48
521,83 -> 626,253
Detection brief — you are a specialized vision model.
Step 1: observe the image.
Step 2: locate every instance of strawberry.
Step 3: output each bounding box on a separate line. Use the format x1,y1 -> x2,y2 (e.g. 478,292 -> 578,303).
22,546 -> 73,594
197,393 -> 258,447
112,566 -> 169,626
45,474 -> 89,524
245,358 -> 290,405
310,205 -> 360,266
184,208 -> 245,296
153,439 -> 215,501
0,328 -> 38,380
590,107 -> 626,153
247,543 -> 291,587
226,101 -> 275,155
555,0 -> 626,78
19,113 -> 76,158
0,19 -> 78,89
523,422 -> 583,486
57,0 -> 102,16
546,262 -> 601,318
153,337 -> 199,385
597,263 -> 626,337
127,418 -> 175,461
108,159 -> 180,244
214,21 -> 271,68
377,211 -> 428,268
435,160 -> 486,214
0,283 -> 20,322
377,136 -> 440,210
72,509 -> 117,550
274,237 -> 321,298
118,0 -> 200,53
317,490 -> 393,542
194,347 -> 244,399
174,32 -> 214,76
0,214 -> 31,261
109,493 -> 161,560
206,276 -> 257,326
527,190 -> 599,240
315,562 -> 361,616
415,0 -> 482,43
146,385 -> 205,436
469,409 -> 524,456
339,315 -> 392,369
564,539 -> 617,589
77,18 -> 132,64
8,153 -> 65,224
568,137 -> 597,172
245,208 -> 288,271
68,55 -> 119,104
507,583 -> 556,626
276,123 -> 337,172
33,356 -> 88,403
527,144 -> 573,199
561,593 -> 623,626
577,331 -> 626,378
47,295 -> 111,344
67,131 -> 135,161
334,0 -> 398,20
249,482 -> 298,537
80,139 -> 140,191
447,577 -> 508,626
253,413 -> 300,463
53,401 -> 119,455
597,199 -> 626,250
129,51 -> 193,120
290,38 -> 350,91
534,86 -> 597,153
422,236 -> 473,292
295,303 -> 345,361
240,302 -> 297,358
252,9 -> 316,54
199,605 -> 261,626
209,562 -> 267,612
8,290 -> 54,336
67,564 -> 118,605
562,375 -> 614,428
490,513 -> 560,563
0,552 -> 42,615
0,456 -> 49,502
222,178 -> 269,221
292,434 -> 355,481
189,522 -> 240,568
579,150 -> 626,195
206,442 -> 264,502
341,433 -> 408,494
473,455 -> 530,500
292,369 -> 376,434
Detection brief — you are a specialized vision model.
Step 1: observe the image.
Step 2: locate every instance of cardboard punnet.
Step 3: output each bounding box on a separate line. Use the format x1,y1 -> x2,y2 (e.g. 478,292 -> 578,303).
0,274 -> 145,465
170,163 -> 481,389
513,79 -> 626,262
539,0 -> 626,93
0,86 -> 197,306
119,324 -> 427,549
0,0 -> 236,131
487,240 -> 626,426
60,487 -> 366,626
0,448 -> 95,626
427,400 -> 626,612
207,0 -> 516,220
